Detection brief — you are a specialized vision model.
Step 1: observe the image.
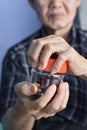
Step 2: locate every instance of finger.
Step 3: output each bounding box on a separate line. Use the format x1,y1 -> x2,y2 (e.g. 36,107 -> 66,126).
59,82 -> 69,111
45,82 -> 68,114
27,37 -> 54,68
32,109 -> 56,120
14,82 -> 38,102
27,40 -> 36,63
28,40 -> 44,67
27,37 -> 53,68
30,84 -> 57,111
27,36 -> 68,68
38,43 -> 55,69
38,43 -> 67,70
51,53 -> 67,74
38,39 -> 69,70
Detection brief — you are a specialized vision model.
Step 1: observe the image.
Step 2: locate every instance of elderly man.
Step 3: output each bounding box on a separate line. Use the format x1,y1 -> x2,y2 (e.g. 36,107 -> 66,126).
1,0 -> 87,130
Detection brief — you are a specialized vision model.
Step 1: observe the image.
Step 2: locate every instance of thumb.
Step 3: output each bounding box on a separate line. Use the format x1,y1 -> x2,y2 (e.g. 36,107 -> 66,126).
14,81 -> 38,100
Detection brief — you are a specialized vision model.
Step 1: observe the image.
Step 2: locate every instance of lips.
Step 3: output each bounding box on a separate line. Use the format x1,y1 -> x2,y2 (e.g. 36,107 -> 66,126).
49,10 -> 64,18
50,12 -> 64,18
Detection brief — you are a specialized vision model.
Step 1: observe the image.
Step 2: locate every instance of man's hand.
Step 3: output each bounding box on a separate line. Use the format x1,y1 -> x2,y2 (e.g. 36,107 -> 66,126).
27,35 -> 87,77
14,81 -> 69,120
2,81 -> 69,130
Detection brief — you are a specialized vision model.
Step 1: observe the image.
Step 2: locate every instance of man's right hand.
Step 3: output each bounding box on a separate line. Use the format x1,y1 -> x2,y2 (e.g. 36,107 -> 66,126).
2,81 -> 69,130
14,81 -> 69,120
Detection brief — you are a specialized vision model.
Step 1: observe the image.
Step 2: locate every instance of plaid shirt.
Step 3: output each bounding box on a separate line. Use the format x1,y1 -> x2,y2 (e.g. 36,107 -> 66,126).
0,25 -> 87,126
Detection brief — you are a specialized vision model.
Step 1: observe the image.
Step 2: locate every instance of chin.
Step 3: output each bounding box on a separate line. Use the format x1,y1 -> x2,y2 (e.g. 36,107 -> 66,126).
48,21 -> 70,29
48,24 -> 65,30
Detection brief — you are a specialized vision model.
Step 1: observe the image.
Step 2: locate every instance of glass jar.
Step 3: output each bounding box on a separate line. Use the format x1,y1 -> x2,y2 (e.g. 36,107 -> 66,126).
30,54 -> 67,99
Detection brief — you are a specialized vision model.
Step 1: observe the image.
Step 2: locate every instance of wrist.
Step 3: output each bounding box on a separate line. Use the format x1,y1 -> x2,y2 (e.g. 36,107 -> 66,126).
12,99 -> 32,118
2,102 -> 35,130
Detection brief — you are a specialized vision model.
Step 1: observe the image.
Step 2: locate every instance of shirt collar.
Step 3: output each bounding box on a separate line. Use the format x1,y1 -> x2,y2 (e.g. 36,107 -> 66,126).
40,25 -> 78,44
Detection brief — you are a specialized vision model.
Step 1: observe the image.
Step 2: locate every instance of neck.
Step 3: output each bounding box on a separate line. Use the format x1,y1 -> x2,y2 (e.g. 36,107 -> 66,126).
44,23 -> 73,41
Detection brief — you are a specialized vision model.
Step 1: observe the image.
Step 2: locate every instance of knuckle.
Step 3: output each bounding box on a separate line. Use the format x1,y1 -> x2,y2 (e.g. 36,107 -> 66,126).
44,44 -> 53,52
30,55 -> 35,61
35,115 -> 41,120
33,105 -> 38,111
36,117 -> 41,120
31,40 -> 36,45
36,101 -> 44,109
46,105 -> 58,114
44,115 -> 49,118
58,54 -> 66,61
45,109 -> 50,115
60,104 -> 67,110
58,36 -> 63,41
51,105 -> 58,112
69,46 -> 74,52
45,107 -> 52,114
32,39 -> 37,43
36,39 -> 43,46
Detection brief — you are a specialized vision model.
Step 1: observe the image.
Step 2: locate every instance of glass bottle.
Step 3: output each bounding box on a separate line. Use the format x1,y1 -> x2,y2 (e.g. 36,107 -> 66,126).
30,54 -> 67,99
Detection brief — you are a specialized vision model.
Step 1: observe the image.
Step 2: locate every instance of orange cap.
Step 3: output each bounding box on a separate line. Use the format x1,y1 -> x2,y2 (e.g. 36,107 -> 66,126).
44,58 -> 67,74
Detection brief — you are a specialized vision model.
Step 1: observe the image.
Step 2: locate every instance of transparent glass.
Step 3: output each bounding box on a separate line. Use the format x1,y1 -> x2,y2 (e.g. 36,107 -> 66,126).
30,67 -> 65,99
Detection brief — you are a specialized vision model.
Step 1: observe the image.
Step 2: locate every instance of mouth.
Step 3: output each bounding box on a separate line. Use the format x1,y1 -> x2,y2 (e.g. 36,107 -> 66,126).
50,12 -> 64,18
49,10 -> 65,19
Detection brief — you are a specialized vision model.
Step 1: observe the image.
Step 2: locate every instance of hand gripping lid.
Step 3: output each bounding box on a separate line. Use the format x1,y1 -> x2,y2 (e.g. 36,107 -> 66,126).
44,53 -> 67,74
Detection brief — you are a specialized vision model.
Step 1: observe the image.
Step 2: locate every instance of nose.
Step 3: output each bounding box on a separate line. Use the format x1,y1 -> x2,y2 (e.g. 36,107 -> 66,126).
49,0 -> 63,8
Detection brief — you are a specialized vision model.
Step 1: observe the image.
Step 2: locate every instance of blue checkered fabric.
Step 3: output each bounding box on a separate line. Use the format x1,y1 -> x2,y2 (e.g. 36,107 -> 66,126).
0,25 -> 87,126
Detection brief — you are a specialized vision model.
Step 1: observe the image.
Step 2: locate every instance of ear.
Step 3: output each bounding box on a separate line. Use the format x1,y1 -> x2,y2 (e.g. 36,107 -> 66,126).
28,0 -> 35,9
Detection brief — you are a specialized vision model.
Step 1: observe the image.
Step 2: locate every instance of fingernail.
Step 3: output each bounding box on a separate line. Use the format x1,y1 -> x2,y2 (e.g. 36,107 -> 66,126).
38,63 -> 43,70
26,84 -> 31,92
50,68 -> 56,74
23,84 -> 32,94
27,85 -> 35,94
61,83 -> 68,89
62,84 -> 66,89
65,83 -> 68,88
31,61 -> 36,67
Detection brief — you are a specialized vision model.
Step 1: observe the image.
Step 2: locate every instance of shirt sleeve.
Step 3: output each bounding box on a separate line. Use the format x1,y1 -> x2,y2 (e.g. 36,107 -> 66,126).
0,50 -> 28,121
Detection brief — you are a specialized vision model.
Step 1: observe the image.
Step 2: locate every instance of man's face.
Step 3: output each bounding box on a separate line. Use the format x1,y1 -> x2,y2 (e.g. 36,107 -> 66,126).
29,0 -> 80,30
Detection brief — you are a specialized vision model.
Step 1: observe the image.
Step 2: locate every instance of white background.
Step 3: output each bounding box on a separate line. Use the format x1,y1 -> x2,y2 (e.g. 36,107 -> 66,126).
0,0 -> 41,82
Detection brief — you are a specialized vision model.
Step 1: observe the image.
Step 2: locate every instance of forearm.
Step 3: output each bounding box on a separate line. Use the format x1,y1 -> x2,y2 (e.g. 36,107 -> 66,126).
2,102 -> 35,130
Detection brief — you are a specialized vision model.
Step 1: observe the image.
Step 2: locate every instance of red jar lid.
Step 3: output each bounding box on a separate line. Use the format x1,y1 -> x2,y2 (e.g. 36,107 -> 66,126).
44,58 -> 67,74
